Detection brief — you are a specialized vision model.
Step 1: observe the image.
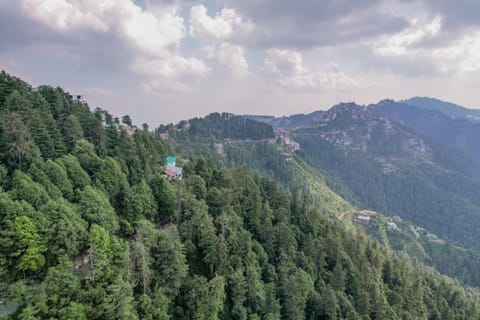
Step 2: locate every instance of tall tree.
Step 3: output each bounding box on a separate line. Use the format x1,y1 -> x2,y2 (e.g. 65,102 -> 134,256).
0,215 -> 47,278
122,115 -> 133,126
0,112 -> 36,168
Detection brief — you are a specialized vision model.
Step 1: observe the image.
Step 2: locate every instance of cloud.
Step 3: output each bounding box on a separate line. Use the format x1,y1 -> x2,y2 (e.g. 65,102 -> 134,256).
132,55 -> 211,91
421,0 -> 480,30
374,15 -> 480,75
0,0 -> 209,91
188,5 -> 251,77
375,15 -> 442,56
216,43 -> 248,76
432,32 -> 480,73
189,5 -> 233,40
264,48 -> 375,91
189,5 -> 253,42
225,0 -> 409,48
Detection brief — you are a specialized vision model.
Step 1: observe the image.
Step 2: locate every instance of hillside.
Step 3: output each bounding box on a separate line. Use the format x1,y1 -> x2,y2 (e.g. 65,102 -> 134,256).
244,101 -> 480,287
402,97 -> 480,121
289,102 -> 480,251
372,99 -> 480,163
245,110 -> 324,129
2,71 -> 480,319
164,103 -> 480,288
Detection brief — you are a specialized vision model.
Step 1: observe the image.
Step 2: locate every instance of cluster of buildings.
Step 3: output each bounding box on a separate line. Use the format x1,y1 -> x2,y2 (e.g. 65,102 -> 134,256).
275,129 -> 301,152
409,225 -> 445,243
353,209 -> 377,225
353,210 -> 402,232
107,123 -> 136,135
280,153 -> 294,162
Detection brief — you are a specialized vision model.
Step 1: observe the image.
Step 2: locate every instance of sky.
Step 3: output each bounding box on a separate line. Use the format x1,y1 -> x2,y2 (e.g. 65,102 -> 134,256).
0,0 -> 479,126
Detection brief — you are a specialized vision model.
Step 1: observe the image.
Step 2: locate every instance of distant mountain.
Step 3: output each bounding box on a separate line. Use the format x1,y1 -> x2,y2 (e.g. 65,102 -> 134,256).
290,101 -> 480,252
402,97 -> 480,121
245,110 -> 324,129
297,102 -> 434,163
172,104 -> 480,287
372,99 -> 480,163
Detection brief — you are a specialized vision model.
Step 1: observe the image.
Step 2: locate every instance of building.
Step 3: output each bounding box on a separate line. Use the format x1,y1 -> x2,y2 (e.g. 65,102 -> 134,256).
159,132 -> 169,140
360,210 -> 376,216
354,214 -> 371,226
386,222 -> 398,231
281,153 -> 293,162
163,166 -> 183,181
163,157 -> 183,181
166,157 -> 176,167
214,143 -> 225,156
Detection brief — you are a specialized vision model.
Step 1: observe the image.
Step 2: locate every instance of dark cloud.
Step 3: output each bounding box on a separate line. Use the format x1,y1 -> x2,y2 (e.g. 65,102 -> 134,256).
397,0 -> 480,50
0,2 -> 154,73
0,2 -> 63,50
226,0 -> 409,48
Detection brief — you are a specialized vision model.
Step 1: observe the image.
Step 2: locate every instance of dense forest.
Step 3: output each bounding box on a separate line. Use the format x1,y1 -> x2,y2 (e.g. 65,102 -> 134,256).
177,110 -> 480,289
291,103 -> 480,251
1,71 -> 480,319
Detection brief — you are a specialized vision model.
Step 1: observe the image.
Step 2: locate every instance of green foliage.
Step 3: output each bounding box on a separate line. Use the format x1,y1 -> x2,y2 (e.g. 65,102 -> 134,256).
0,112 -> 37,169
44,159 -> 74,200
10,170 -> 50,209
0,164 -> 6,189
94,157 -> 127,200
40,200 -> 87,263
86,224 -> 126,285
150,174 -> 176,222
171,113 -> 274,143
57,154 -> 91,190
72,139 -> 103,175
61,114 -> 84,150
175,275 -> 226,320
0,215 -> 47,278
137,292 -> 169,320
77,186 -> 119,233
120,180 -> 157,223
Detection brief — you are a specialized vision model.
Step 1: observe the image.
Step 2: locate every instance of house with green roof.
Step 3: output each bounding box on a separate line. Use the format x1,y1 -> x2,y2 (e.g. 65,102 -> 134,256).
163,157 -> 182,181
166,157 -> 176,166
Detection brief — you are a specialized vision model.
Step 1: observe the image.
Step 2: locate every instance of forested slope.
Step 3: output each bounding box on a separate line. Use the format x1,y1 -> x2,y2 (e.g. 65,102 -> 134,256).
169,112 -> 480,288
1,71 -> 480,319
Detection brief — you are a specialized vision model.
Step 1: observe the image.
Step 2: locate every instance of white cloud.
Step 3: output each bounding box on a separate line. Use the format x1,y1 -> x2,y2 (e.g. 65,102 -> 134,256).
121,4 -> 186,55
432,32 -> 480,73
216,43 -> 248,75
132,55 -> 211,91
14,0 -> 209,91
188,6 -> 252,77
375,15 -> 480,74
264,48 -> 374,91
375,15 -> 442,56
189,5 -> 233,40
189,5 -> 253,41
20,0 -> 108,31
264,48 -> 316,89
